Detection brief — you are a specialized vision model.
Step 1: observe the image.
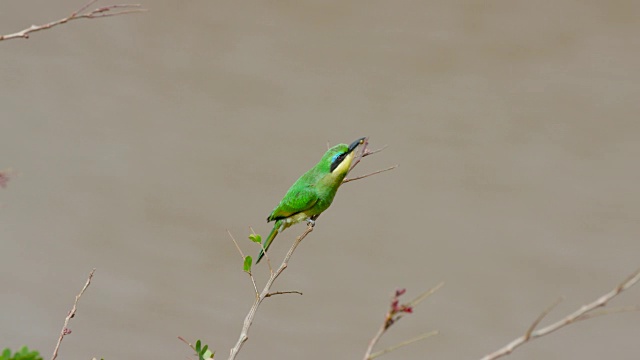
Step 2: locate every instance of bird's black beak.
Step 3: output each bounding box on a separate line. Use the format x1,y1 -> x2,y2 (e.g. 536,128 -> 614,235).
348,137 -> 366,153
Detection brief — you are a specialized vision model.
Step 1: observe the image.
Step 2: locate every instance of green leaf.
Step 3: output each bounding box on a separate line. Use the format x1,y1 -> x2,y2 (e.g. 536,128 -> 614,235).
195,340 -> 201,352
203,349 -> 214,359
200,345 -> 209,358
243,256 -> 253,273
248,234 -> 262,244
0,347 -> 42,360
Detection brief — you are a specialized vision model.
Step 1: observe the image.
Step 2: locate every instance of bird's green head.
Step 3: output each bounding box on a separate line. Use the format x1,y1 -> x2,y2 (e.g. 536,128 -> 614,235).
320,137 -> 366,177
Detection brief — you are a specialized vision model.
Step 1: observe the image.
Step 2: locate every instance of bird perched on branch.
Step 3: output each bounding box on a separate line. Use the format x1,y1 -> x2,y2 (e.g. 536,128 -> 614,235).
257,137 -> 366,263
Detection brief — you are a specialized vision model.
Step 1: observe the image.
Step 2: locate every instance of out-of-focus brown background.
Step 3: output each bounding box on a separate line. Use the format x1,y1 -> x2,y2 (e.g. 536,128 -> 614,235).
1,1 -> 639,359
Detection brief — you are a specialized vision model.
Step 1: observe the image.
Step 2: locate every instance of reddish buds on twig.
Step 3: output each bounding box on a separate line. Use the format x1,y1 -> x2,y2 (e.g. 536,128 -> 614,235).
384,288 -> 414,329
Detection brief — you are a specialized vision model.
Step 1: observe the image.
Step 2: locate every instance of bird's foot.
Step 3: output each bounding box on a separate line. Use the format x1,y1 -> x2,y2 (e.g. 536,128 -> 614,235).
306,218 -> 316,227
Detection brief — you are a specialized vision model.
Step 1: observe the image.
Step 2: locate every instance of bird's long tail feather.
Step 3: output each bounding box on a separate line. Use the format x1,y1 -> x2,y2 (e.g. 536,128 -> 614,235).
256,220 -> 281,264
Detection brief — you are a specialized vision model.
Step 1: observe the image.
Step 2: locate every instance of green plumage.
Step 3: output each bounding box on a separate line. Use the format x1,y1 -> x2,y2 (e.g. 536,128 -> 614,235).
257,138 -> 364,263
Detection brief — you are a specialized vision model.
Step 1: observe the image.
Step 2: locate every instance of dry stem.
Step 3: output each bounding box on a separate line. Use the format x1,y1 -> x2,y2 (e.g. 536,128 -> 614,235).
265,290 -> 303,297
51,268 -> 96,360
343,165 -> 398,184
369,331 -> 439,360
0,0 -> 146,42
228,225 -> 314,360
480,268 -> 640,360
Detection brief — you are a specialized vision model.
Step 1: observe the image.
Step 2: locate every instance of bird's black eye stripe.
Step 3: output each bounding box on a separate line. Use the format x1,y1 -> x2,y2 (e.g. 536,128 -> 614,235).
330,152 -> 347,172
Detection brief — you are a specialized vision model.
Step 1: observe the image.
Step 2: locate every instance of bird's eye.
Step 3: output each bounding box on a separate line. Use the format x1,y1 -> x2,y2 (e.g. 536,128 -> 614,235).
330,152 -> 347,172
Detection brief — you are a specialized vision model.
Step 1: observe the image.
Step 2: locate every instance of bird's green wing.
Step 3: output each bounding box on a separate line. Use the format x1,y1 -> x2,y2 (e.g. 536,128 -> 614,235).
268,185 -> 318,221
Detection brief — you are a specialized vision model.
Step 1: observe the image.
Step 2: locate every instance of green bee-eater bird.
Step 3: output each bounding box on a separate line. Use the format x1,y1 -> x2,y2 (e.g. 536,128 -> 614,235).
256,137 -> 366,263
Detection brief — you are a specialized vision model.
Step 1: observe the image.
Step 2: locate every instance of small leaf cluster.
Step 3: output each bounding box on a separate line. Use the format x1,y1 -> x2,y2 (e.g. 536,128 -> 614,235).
244,233 -> 262,273
1,347 -> 42,360
194,340 -> 214,360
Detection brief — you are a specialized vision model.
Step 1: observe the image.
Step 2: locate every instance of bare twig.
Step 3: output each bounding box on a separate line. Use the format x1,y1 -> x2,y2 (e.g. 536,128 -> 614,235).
343,165 -> 398,184
408,282 -> 445,308
480,268 -> 640,360
369,331 -> 439,360
0,0 -> 146,42
51,268 -> 96,360
177,336 -> 195,351
363,283 -> 443,360
227,230 -> 246,260
364,145 -> 388,156
575,304 -> 640,321
265,290 -> 304,297
524,297 -> 563,340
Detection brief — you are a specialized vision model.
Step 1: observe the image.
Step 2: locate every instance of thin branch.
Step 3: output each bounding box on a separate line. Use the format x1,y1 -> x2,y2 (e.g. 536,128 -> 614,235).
265,290 -> 304,297
365,319 -> 388,360
345,138 -> 395,183
0,0 -> 146,42
364,145 -> 388,157
369,331 -> 439,360
248,274 -> 259,297
479,268 -> 640,360
575,305 -> 640,321
228,225 -> 314,360
408,282 -> 445,308
177,336 -> 196,351
51,268 -> 96,360
227,230 -> 246,260
343,165 -> 398,184
363,284 -> 442,360
524,297 -> 563,340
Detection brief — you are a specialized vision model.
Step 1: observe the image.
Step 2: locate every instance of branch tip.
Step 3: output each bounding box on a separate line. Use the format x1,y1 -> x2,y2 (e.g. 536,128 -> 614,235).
51,268 -> 95,360
1,0 -> 146,42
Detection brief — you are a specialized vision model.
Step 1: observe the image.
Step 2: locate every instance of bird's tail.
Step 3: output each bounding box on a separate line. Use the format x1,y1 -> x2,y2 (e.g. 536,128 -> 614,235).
257,220 -> 281,264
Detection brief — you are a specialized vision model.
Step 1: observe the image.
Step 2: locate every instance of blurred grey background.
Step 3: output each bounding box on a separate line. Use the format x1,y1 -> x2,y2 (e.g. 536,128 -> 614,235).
1,1 -> 639,359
